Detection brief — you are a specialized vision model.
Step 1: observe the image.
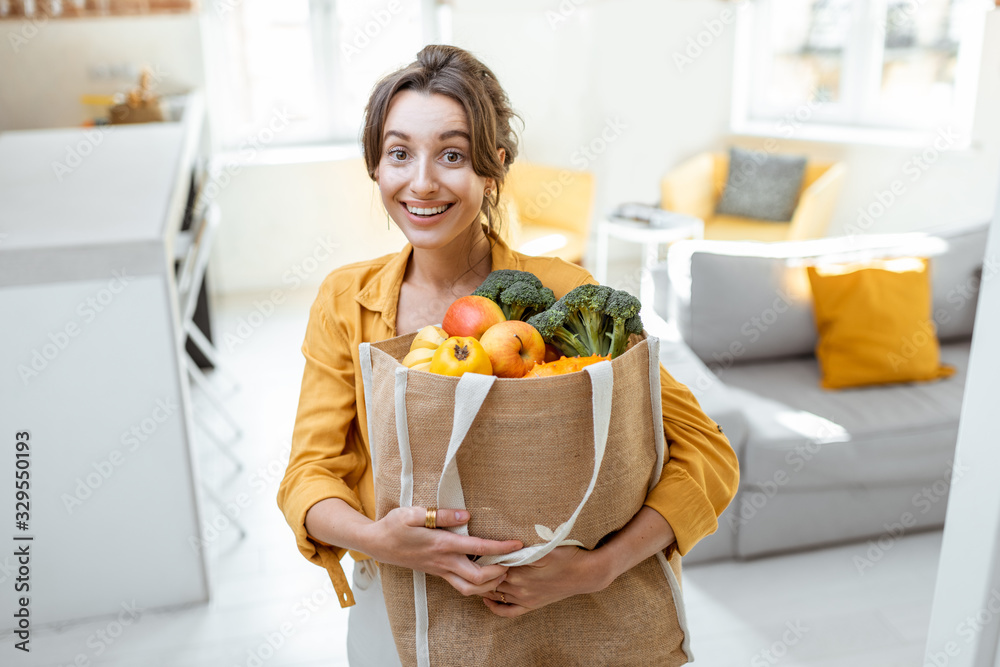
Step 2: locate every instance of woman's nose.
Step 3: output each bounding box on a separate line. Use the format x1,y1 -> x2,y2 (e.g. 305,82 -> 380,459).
411,158 -> 438,196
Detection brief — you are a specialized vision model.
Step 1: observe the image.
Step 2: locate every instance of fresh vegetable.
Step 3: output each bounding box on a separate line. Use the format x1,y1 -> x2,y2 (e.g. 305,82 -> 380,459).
472,269 -> 556,322
526,284 -> 642,359
524,354 -> 610,378
430,336 -> 493,377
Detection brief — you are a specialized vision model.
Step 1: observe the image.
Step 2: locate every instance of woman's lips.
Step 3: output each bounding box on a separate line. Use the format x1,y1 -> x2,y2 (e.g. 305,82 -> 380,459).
402,201 -> 454,225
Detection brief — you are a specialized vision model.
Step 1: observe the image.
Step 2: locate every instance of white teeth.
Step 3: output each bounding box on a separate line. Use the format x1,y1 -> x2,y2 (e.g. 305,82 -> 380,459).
406,203 -> 450,216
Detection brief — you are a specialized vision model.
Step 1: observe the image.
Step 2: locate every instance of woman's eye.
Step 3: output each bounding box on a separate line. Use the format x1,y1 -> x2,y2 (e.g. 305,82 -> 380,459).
388,149 -> 407,161
443,151 -> 462,163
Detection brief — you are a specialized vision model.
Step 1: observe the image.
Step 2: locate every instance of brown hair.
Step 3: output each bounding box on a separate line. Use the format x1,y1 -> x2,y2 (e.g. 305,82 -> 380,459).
361,44 -> 520,237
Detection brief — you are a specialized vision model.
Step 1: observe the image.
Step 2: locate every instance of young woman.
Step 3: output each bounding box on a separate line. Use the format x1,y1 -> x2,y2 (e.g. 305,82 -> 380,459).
277,44 -> 739,666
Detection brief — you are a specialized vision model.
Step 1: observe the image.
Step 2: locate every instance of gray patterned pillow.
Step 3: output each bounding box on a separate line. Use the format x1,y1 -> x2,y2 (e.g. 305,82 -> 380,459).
716,147 -> 807,222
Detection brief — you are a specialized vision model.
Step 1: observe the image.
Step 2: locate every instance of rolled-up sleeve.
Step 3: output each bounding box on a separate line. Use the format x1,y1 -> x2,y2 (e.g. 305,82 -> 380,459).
568,268 -> 739,556
643,363 -> 740,557
277,294 -> 368,607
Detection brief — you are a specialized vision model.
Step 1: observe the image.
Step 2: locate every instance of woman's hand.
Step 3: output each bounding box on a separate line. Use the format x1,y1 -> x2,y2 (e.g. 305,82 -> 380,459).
482,507 -> 677,618
366,507 -> 523,596
482,545 -> 609,618
305,499 -> 523,598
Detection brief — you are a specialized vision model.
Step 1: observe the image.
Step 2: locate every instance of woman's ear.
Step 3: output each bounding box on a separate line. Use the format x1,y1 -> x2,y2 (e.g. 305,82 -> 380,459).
497,147 -> 506,166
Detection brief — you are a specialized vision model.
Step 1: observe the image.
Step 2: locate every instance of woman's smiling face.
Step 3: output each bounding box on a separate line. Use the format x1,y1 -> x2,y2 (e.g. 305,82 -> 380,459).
376,90 -> 493,250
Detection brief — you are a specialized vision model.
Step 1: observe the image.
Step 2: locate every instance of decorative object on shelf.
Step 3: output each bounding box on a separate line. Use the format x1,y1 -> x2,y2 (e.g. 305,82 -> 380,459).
0,0 -> 197,19
109,66 -> 165,124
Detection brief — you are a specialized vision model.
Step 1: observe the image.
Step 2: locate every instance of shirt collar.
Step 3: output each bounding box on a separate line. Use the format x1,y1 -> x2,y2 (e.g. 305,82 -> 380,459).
354,223 -> 522,334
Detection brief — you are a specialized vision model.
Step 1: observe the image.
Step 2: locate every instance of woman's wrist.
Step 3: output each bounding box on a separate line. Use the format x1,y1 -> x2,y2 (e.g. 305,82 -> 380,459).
590,507 -> 677,591
305,497 -> 377,555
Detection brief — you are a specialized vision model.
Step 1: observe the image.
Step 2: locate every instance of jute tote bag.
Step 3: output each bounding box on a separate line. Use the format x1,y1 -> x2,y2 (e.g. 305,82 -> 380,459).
359,332 -> 692,666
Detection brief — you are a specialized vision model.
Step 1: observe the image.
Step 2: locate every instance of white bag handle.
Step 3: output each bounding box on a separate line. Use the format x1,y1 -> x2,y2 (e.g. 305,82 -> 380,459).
434,361 -> 615,567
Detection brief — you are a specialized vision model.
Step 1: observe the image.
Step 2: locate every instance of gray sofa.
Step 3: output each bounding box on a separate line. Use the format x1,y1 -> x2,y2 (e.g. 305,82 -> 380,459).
647,220 -> 990,564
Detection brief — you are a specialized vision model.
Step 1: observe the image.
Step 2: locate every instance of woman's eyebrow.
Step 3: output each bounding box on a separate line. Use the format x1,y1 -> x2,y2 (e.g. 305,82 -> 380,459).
439,129 -> 470,141
383,129 -> 469,141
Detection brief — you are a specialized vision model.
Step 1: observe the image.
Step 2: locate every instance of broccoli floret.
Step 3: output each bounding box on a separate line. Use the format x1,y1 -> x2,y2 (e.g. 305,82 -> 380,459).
527,284 -> 644,359
525,305 -> 591,358
473,269 -> 556,321
605,290 -> 643,358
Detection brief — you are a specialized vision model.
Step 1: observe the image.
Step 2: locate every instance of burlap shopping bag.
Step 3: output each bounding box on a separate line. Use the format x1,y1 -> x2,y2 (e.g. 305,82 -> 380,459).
359,332 -> 692,666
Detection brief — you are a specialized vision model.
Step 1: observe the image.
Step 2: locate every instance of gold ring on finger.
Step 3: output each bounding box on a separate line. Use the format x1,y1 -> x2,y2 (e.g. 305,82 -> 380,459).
500,592 -> 507,604
424,507 -> 437,529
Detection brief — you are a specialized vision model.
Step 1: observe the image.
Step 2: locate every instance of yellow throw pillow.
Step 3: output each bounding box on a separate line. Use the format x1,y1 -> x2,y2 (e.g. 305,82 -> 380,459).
806,257 -> 955,390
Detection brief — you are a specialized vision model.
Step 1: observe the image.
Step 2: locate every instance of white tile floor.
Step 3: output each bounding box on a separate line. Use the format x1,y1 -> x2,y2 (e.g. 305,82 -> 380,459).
10,281 -> 943,666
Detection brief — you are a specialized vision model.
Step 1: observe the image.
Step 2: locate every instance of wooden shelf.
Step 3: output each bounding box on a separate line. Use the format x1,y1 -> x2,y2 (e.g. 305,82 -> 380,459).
0,0 -> 198,19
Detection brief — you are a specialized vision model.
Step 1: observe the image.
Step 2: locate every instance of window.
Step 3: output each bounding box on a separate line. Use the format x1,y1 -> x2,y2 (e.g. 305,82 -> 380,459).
732,0 -> 991,142
204,0 -> 439,152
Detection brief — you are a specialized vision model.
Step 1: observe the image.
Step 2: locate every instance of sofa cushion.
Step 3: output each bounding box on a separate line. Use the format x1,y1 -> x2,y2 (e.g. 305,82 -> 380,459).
922,220 -> 991,341
807,257 -> 955,389
716,341 -> 969,491
660,222 -> 988,365
716,147 -> 806,222
662,233 -> 938,364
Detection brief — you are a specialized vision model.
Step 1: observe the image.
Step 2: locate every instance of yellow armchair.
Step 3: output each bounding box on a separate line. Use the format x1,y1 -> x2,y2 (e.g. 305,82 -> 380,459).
500,161 -> 595,263
660,151 -> 846,242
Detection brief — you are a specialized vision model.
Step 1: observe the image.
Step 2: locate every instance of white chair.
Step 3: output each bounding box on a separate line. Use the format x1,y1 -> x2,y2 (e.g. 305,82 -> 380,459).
175,187 -> 248,541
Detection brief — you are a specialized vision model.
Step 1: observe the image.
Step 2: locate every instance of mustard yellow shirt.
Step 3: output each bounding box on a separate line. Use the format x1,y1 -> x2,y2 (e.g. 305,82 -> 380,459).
277,226 -> 740,608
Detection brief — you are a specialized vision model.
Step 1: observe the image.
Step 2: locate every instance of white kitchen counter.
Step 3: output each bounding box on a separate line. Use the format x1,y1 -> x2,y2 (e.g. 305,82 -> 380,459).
0,92 -> 210,629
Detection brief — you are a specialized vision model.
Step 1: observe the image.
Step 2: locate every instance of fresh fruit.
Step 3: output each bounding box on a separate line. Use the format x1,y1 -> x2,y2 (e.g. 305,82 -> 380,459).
410,325 -> 449,351
442,296 -> 505,340
479,320 -> 546,378
410,361 -> 431,372
430,336 -> 493,377
402,346 -> 436,369
523,354 -> 610,378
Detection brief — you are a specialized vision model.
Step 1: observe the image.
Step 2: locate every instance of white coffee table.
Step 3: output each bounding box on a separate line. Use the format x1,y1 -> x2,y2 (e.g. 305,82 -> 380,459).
595,206 -> 704,309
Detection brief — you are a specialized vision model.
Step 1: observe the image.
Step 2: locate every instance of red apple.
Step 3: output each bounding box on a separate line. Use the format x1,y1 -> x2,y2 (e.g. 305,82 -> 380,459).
479,320 -> 546,378
442,296 -> 506,339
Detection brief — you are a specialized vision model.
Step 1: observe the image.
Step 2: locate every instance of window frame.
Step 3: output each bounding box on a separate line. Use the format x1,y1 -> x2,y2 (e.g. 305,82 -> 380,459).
202,0 -> 444,157
730,0 -> 991,146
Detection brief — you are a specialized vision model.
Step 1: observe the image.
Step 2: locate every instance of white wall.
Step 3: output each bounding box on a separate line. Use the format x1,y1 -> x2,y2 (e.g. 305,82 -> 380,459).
0,14 -> 205,131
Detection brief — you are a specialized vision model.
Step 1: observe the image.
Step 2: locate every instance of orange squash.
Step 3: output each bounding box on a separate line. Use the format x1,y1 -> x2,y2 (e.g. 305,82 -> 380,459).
522,354 -> 609,378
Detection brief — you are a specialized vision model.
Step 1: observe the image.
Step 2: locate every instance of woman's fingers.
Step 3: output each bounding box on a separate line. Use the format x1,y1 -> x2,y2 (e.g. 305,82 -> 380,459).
450,534 -> 523,559
439,570 -> 508,598
407,507 -> 471,528
483,597 -> 531,618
